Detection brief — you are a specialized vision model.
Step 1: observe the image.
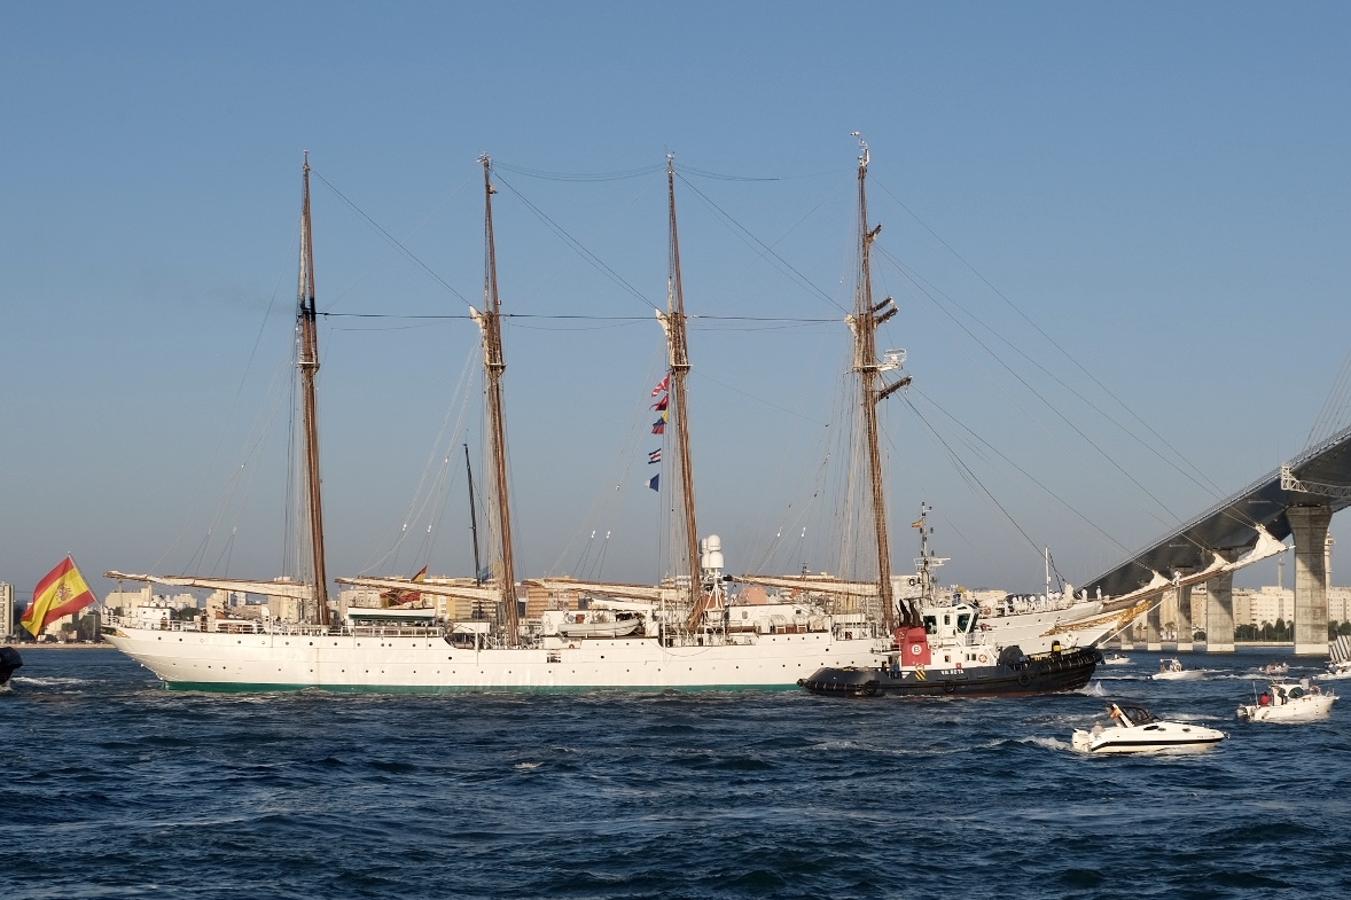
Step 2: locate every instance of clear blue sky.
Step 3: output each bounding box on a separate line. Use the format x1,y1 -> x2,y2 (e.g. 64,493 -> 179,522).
3,1 -> 1350,604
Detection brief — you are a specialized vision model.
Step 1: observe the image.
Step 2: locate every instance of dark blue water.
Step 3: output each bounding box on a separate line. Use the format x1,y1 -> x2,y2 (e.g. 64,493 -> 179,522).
3,648 -> 1348,899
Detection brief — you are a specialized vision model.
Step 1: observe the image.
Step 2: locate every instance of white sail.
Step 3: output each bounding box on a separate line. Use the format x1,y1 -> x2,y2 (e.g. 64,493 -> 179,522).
733,574 -> 880,597
336,576 -> 504,604
104,571 -> 313,600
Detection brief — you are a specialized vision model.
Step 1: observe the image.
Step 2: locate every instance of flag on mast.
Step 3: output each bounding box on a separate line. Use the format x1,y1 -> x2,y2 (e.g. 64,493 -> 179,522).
650,394 -> 669,412
648,474 -> 660,492
648,449 -> 662,464
22,556 -> 96,637
650,374 -> 670,397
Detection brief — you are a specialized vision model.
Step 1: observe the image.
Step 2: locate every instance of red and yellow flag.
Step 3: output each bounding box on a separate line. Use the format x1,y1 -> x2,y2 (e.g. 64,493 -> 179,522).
21,556 -> 96,636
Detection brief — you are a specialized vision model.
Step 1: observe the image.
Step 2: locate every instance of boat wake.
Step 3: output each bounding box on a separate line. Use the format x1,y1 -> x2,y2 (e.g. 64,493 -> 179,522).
1078,681 -> 1107,696
11,676 -> 90,687
1021,735 -> 1076,754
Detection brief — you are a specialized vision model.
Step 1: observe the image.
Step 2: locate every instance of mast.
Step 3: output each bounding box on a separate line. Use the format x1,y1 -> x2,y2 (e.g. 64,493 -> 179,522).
464,443 -> 483,587
297,151 -> 330,626
663,156 -> 706,631
474,155 -> 520,646
849,135 -> 912,632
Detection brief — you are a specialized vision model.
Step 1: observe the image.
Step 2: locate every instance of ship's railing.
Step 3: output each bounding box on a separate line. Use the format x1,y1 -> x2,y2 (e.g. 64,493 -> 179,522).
103,614 -> 444,639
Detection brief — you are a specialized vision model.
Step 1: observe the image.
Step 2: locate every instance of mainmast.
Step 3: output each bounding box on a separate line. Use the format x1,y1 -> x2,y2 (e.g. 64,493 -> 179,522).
849,135 -> 912,632
663,155 -> 706,631
297,151 -> 330,626
474,155 -> 520,646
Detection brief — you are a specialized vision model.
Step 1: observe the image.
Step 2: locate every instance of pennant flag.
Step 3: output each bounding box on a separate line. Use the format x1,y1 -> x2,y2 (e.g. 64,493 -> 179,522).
651,419 -> 666,435
911,518 -> 925,529
22,556 -> 96,637
651,394 -> 669,412
648,449 -> 662,464
380,564 -> 428,607
651,374 -> 670,397
648,474 -> 660,492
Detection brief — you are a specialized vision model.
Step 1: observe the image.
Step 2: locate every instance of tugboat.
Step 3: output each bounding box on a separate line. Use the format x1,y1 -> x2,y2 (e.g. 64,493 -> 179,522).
798,600 -> 1100,697
0,646 -> 22,687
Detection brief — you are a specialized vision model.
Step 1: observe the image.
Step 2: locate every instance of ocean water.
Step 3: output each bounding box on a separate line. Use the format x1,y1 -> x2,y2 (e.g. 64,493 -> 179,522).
3,647 -> 1348,899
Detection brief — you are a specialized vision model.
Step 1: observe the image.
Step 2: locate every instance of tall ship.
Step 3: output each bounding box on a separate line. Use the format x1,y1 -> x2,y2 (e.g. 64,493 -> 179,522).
103,153 -> 886,690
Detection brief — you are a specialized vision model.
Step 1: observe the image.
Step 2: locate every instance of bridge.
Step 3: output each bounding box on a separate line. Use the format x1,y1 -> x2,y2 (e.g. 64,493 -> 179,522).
1080,423 -> 1351,655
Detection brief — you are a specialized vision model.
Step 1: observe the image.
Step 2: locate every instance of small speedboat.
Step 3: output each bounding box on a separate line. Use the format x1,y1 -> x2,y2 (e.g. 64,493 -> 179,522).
0,646 -> 22,687
1237,680 -> 1338,723
1104,654 -> 1131,666
1259,662 -> 1289,677
1153,658 -> 1203,681
1072,703 -> 1226,754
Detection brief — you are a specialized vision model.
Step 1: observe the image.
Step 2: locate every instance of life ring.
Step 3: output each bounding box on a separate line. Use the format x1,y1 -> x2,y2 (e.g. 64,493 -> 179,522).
910,643 -> 923,656
978,653 -> 989,664
907,578 -> 917,587
1018,672 -> 1031,687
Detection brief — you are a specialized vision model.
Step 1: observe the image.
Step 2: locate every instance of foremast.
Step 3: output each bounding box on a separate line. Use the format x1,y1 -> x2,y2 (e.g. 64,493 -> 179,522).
848,136 -> 913,633
297,152 -> 330,626
473,155 -> 521,646
660,156 -> 707,631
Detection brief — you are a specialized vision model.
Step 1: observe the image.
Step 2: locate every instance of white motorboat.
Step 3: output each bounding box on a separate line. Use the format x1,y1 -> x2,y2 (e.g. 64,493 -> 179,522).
1072,703 -> 1226,754
1259,662 -> 1289,677
1104,654 -> 1131,666
1153,658 -> 1204,681
1237,679 -> 1338,723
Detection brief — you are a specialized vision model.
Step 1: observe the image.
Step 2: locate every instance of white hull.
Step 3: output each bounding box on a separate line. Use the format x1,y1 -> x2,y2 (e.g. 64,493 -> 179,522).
978,600 -> 1106,653
1237,695 -> 1337,723
104,624 -> 881,690
1153,670 -> 1204,681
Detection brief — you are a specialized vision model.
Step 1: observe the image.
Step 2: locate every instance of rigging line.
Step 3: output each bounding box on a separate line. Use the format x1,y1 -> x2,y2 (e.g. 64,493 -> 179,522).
675,172 -> 849,313
890,253 -> 1244,515
310,169 -> 473,305
318,310 -> 840,323
874,179 -> 1226,497
883,253 -> 1263,539
678,165 -> 781,182
491,171 -> 660,312
876,249 -> 1193,536
897,399 -> 1063,580
909,387 -> 1147,567
492,161 -> 664,182
690,369 -> 830,427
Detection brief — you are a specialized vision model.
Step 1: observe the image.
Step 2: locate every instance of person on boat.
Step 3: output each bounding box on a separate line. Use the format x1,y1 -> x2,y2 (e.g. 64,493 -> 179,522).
1258,692 -> 1271,706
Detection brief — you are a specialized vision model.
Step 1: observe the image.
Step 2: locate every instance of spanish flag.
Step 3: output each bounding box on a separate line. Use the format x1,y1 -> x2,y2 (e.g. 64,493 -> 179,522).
22,556 -> 97,637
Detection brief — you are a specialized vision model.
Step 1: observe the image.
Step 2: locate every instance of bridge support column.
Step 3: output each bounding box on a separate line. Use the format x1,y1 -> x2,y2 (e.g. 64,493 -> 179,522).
1176,584 -> 1193,652
1290,504 -> 1332,657
1206,572 -> 1234,652
1146,600 -> 1162,651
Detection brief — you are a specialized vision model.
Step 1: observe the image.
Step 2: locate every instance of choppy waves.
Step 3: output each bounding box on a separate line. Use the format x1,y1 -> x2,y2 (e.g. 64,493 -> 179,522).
2,648 -> 1347,899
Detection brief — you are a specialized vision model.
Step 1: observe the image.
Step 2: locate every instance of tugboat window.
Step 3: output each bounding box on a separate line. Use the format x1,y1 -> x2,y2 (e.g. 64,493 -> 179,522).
923,616 -> 937,635
956,613 -> 972,633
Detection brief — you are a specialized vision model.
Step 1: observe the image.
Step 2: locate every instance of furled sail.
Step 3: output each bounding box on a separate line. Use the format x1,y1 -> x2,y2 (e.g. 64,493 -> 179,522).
104,571 -> 313,601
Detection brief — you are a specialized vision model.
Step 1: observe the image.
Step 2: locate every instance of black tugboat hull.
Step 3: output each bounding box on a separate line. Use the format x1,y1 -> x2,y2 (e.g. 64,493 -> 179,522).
0,646 -> 23,686
798,647 -> 1101,697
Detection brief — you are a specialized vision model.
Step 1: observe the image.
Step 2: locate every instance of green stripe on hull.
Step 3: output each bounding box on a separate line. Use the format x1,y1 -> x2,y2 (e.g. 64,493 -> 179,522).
163,681 -> 801,694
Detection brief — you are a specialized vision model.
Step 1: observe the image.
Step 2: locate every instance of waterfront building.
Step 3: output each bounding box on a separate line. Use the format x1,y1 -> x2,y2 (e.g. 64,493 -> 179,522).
0,581 -> 13,641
